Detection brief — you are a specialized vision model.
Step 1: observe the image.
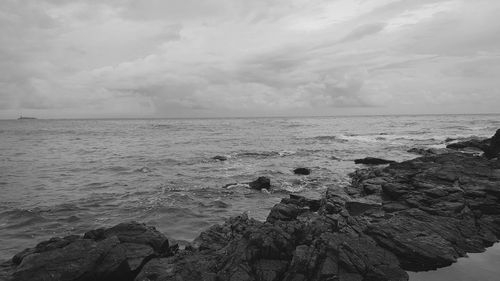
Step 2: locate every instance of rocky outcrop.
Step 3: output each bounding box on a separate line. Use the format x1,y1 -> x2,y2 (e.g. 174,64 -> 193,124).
484,129 -> 500,159
133,152 -> 499,281
2,222 -> 174,281
446,130 -> 500,159
3,134 -> 500,281
446,137 -> 489,151
354,157 -> 396,165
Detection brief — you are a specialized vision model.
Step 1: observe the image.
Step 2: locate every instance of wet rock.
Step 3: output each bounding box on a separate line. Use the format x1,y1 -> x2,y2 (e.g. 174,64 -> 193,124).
249,176 -> 271,190
354,157 -> 396,165
484,129 -> 500,159
267,203 -> 301,222
84,221 -> 169,253
213,155 -> 228,161
6,222 -> 171,281
446,137 -> 489,151
293,168 -> 311,175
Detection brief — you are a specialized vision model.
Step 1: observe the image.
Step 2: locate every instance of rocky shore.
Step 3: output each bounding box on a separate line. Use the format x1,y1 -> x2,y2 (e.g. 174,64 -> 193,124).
1,130 -> 500,281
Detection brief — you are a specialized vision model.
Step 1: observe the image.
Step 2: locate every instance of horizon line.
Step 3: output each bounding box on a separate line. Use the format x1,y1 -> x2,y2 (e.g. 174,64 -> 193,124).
2,112 -> 500,121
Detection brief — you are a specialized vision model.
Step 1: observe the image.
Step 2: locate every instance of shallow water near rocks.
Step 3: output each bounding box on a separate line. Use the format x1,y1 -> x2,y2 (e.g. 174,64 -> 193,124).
1,114 -> 500,279
409,243 -> 500,281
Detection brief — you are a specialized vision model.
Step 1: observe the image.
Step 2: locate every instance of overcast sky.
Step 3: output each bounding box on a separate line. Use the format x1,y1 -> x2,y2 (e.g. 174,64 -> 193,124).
1,0 -> 499,118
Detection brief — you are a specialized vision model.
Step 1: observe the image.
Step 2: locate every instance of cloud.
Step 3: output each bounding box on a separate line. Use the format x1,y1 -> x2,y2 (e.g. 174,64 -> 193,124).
0,0 -> 500,118
339,23 -> 386,43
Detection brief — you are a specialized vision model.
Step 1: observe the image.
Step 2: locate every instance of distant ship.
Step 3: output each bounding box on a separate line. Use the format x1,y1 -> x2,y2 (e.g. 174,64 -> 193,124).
18,115 -> 37,120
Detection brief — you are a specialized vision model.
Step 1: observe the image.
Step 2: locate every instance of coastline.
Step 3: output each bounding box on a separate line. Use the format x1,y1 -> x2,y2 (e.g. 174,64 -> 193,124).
1,130 -> 499,281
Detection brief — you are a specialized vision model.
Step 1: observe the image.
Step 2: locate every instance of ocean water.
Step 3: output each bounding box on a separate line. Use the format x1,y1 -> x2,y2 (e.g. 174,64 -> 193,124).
1,114 -> 499,279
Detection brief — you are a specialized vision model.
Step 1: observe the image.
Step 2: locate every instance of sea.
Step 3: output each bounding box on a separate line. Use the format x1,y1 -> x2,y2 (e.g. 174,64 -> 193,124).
1,114 -> 499,280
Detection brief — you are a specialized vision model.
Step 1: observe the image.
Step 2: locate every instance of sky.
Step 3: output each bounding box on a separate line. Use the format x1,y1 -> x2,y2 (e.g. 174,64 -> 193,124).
1,0 -> 500,118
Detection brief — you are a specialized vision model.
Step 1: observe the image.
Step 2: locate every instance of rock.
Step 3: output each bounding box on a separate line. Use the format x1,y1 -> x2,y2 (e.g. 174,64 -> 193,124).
293,168 -> 311,175
446,137 -> 489,151
5,222 -> 171,281
484,129 -> 500,159
444,130 -> 500,159
267,203 -> 300,222
345,200 -> 381,216
354,157 -> 396,165
249,176 -> 271,190
84,221 -> 169,253
213,155 -> 228,161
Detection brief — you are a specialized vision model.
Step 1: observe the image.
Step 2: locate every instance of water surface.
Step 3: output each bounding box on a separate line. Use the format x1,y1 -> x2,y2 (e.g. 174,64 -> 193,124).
1,115 -> 499,279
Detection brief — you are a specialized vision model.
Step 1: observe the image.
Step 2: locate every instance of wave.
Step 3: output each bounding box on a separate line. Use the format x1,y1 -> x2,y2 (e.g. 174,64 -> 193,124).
234,150 -> 297,159
135,166 -> 152,173
311,135 -> 346,142
0,209 -> 47,228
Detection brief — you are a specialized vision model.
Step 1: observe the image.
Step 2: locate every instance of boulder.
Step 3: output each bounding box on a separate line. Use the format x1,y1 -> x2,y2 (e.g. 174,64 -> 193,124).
354,157 -> 395,165
6,222 -> 171,281
293,168 -> 311,175
249,176 -> 271,190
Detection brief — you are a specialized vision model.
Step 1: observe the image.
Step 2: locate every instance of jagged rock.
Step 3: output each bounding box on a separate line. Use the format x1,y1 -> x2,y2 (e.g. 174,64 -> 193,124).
354,157 -> 395,165
249,176 -> 271,190
446,137 -> 489,151
293,168 -> 311,175
444,130 -> 500,159
484,129 -> 500,159
5,222 -> 171,281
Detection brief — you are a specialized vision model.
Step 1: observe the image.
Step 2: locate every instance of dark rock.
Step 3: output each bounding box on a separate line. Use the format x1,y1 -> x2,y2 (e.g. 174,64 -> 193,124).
444,130 -> 500,159
345,200 -> 381,216
293,168 -> 311,175
249,176 -> 271,190
446,137 -> 489,151
213,155 -> 228,161
267,203 -> 300,222
84,221 -> 169,253
484,129 -> 500,159
354,157 -> 396,165
5,222 -> 171,281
